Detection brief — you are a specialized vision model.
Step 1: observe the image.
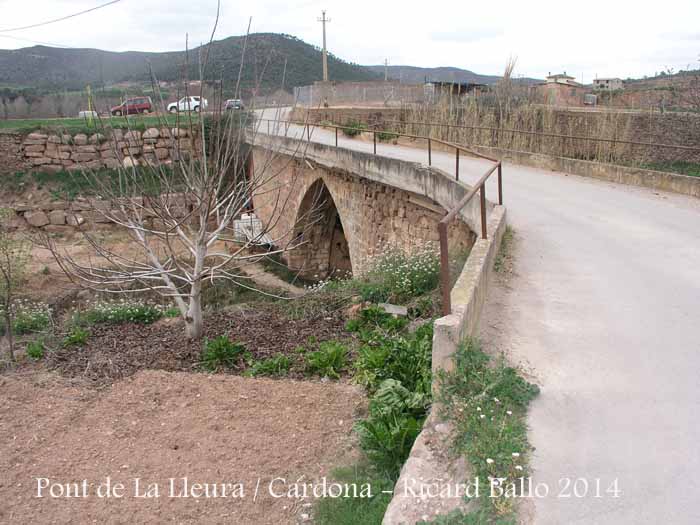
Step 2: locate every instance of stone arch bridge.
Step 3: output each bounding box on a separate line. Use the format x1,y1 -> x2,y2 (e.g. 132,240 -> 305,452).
250,135 -> 492,279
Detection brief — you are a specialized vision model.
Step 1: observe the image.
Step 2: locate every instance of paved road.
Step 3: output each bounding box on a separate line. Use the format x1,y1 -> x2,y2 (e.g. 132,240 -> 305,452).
259,113 -> 700,524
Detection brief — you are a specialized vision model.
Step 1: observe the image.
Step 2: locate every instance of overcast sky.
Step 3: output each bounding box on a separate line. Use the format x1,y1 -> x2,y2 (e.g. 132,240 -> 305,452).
0,0 -> 698,81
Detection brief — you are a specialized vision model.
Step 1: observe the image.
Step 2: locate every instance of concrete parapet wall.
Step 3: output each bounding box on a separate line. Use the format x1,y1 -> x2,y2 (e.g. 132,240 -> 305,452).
383,206 -> 507,525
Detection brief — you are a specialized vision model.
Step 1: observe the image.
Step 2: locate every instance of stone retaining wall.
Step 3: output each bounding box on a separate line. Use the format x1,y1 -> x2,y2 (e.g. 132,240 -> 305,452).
18,127 -> 194,173
0,127 -> 198,177
9,194 -> 191,232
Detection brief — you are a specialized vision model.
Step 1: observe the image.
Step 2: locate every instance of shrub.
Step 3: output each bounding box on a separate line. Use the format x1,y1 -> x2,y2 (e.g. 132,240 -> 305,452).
348,307 -> 434,480
306,340 -> 348,379
81,299 -> 164,325
246,354 -> 292,377
341,119 -> 365,137
376,130 -> 398,142
201,336 -> 245,371
26,340 -> 45,360
354,379 -> 425,479
353,315 -> 433,395
164,307 -> 180,318
63,326 -> 89,347
0,300 -> 51,335
362,244 -> 440,303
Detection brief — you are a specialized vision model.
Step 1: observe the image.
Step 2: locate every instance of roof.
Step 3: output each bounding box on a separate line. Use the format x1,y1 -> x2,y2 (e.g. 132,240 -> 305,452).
547,73 -> 575,79
594,78 -> 623,82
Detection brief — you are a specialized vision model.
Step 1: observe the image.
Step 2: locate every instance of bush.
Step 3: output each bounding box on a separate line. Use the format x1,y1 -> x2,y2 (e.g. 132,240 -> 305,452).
306,340 -> 348,379
352,314 -> 432,396
0,300 -> 51,335
63,326 -> 89,347
376,130 -> 399,142
26,340 -> 45,360
81,299 -> 165,325
355,379 -> 425,479
348,307 -> 434,480
361,244 -> 440,303
246,354 -> 292,377
201,336 -> 246,371
341,119 -> 365,137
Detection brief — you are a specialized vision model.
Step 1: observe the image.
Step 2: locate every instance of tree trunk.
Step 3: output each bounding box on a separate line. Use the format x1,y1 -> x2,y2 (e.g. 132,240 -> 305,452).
5,311 -> 14,362
185,284 -> 203,340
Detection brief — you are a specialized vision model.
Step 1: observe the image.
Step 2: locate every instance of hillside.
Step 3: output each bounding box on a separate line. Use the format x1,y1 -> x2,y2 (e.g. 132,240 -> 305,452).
0,33 -> 380,95
367,65 -> 541,85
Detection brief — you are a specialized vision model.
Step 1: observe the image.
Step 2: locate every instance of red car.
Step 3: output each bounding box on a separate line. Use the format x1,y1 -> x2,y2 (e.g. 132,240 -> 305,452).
110,96 -> 153,116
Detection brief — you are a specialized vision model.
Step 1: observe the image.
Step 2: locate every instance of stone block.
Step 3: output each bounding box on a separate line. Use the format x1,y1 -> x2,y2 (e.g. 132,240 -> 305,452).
143,127 -> 160,139
66,214 -> 86,227
155,148 -> 169,160
89,133 -> 105,144
25,210 -> 50,227
48,209 -> 66,225
24,144 -> 46,153
31,157 -> 52,165
47,134 -> 62,144
73,133 -> 88,145
76,145 -> 97,153
71,152 -> 98,162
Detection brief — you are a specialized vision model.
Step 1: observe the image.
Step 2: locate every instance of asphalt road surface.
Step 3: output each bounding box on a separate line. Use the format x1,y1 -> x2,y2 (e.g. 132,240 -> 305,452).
258,110 -> 700,524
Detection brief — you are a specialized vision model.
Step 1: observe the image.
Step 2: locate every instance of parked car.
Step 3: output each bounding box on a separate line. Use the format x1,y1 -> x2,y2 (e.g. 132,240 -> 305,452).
225,99 -> 244,111
110,97 -> 153,116
78,110 -> 99,118
167,96 -> 208,113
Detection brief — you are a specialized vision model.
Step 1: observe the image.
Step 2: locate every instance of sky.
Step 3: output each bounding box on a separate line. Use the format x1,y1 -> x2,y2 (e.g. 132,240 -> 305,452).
0,0 -> 698,82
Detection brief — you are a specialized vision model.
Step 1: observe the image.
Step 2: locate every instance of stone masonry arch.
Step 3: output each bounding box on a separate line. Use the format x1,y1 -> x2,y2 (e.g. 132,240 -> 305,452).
287,177 -> 353,279
251,148 -> 475,279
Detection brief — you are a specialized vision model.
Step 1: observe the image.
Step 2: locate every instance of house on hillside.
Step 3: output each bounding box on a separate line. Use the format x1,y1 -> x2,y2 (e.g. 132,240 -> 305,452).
545,72 -> 581,86
534,72 -> 588,106
593,78 -> 624,91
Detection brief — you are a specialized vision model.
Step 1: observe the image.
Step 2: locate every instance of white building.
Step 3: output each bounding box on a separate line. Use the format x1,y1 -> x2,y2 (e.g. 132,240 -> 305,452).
593,78 -> 624,90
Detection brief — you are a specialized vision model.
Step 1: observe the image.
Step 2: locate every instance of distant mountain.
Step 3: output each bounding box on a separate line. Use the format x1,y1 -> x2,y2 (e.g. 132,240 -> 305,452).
0,33 -> 380,94
366,65 -> 541,85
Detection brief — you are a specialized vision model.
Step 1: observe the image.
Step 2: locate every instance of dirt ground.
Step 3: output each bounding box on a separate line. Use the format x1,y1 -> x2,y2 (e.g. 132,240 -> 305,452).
0,369 -> 366,524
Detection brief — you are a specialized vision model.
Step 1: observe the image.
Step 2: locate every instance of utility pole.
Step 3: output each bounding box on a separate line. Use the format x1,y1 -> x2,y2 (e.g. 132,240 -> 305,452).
318,10 -> 331,82
384,59 -> 389,81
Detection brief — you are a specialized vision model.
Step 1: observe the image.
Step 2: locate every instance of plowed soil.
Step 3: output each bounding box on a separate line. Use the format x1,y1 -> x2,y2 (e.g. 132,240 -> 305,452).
0,370 -> 366,524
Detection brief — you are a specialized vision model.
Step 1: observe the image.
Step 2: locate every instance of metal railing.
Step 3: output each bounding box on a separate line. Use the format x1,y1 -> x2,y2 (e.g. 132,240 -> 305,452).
256,118 -> 504,316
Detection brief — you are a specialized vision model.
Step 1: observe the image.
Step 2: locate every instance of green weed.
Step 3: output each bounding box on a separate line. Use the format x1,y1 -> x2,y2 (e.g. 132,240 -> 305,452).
246,353 -> 292,377
201,336 -> 246,372
306,340 -> 348,379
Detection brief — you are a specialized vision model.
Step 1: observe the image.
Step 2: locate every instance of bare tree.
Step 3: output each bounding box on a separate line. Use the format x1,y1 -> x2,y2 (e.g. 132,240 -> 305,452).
41,9 -> 322,340
0,209 -> 30,362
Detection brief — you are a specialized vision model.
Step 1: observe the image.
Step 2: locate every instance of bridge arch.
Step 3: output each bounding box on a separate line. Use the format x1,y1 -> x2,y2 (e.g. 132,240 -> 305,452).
287,177 -> 353,279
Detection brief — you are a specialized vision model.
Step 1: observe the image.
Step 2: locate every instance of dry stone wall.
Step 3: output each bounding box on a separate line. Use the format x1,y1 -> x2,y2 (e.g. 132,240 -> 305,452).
17,127 -> 195,173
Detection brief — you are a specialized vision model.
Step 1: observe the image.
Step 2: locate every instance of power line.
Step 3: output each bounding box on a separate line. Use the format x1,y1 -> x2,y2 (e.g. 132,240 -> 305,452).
0,0 -> 123,33
0,33 -> 70,48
